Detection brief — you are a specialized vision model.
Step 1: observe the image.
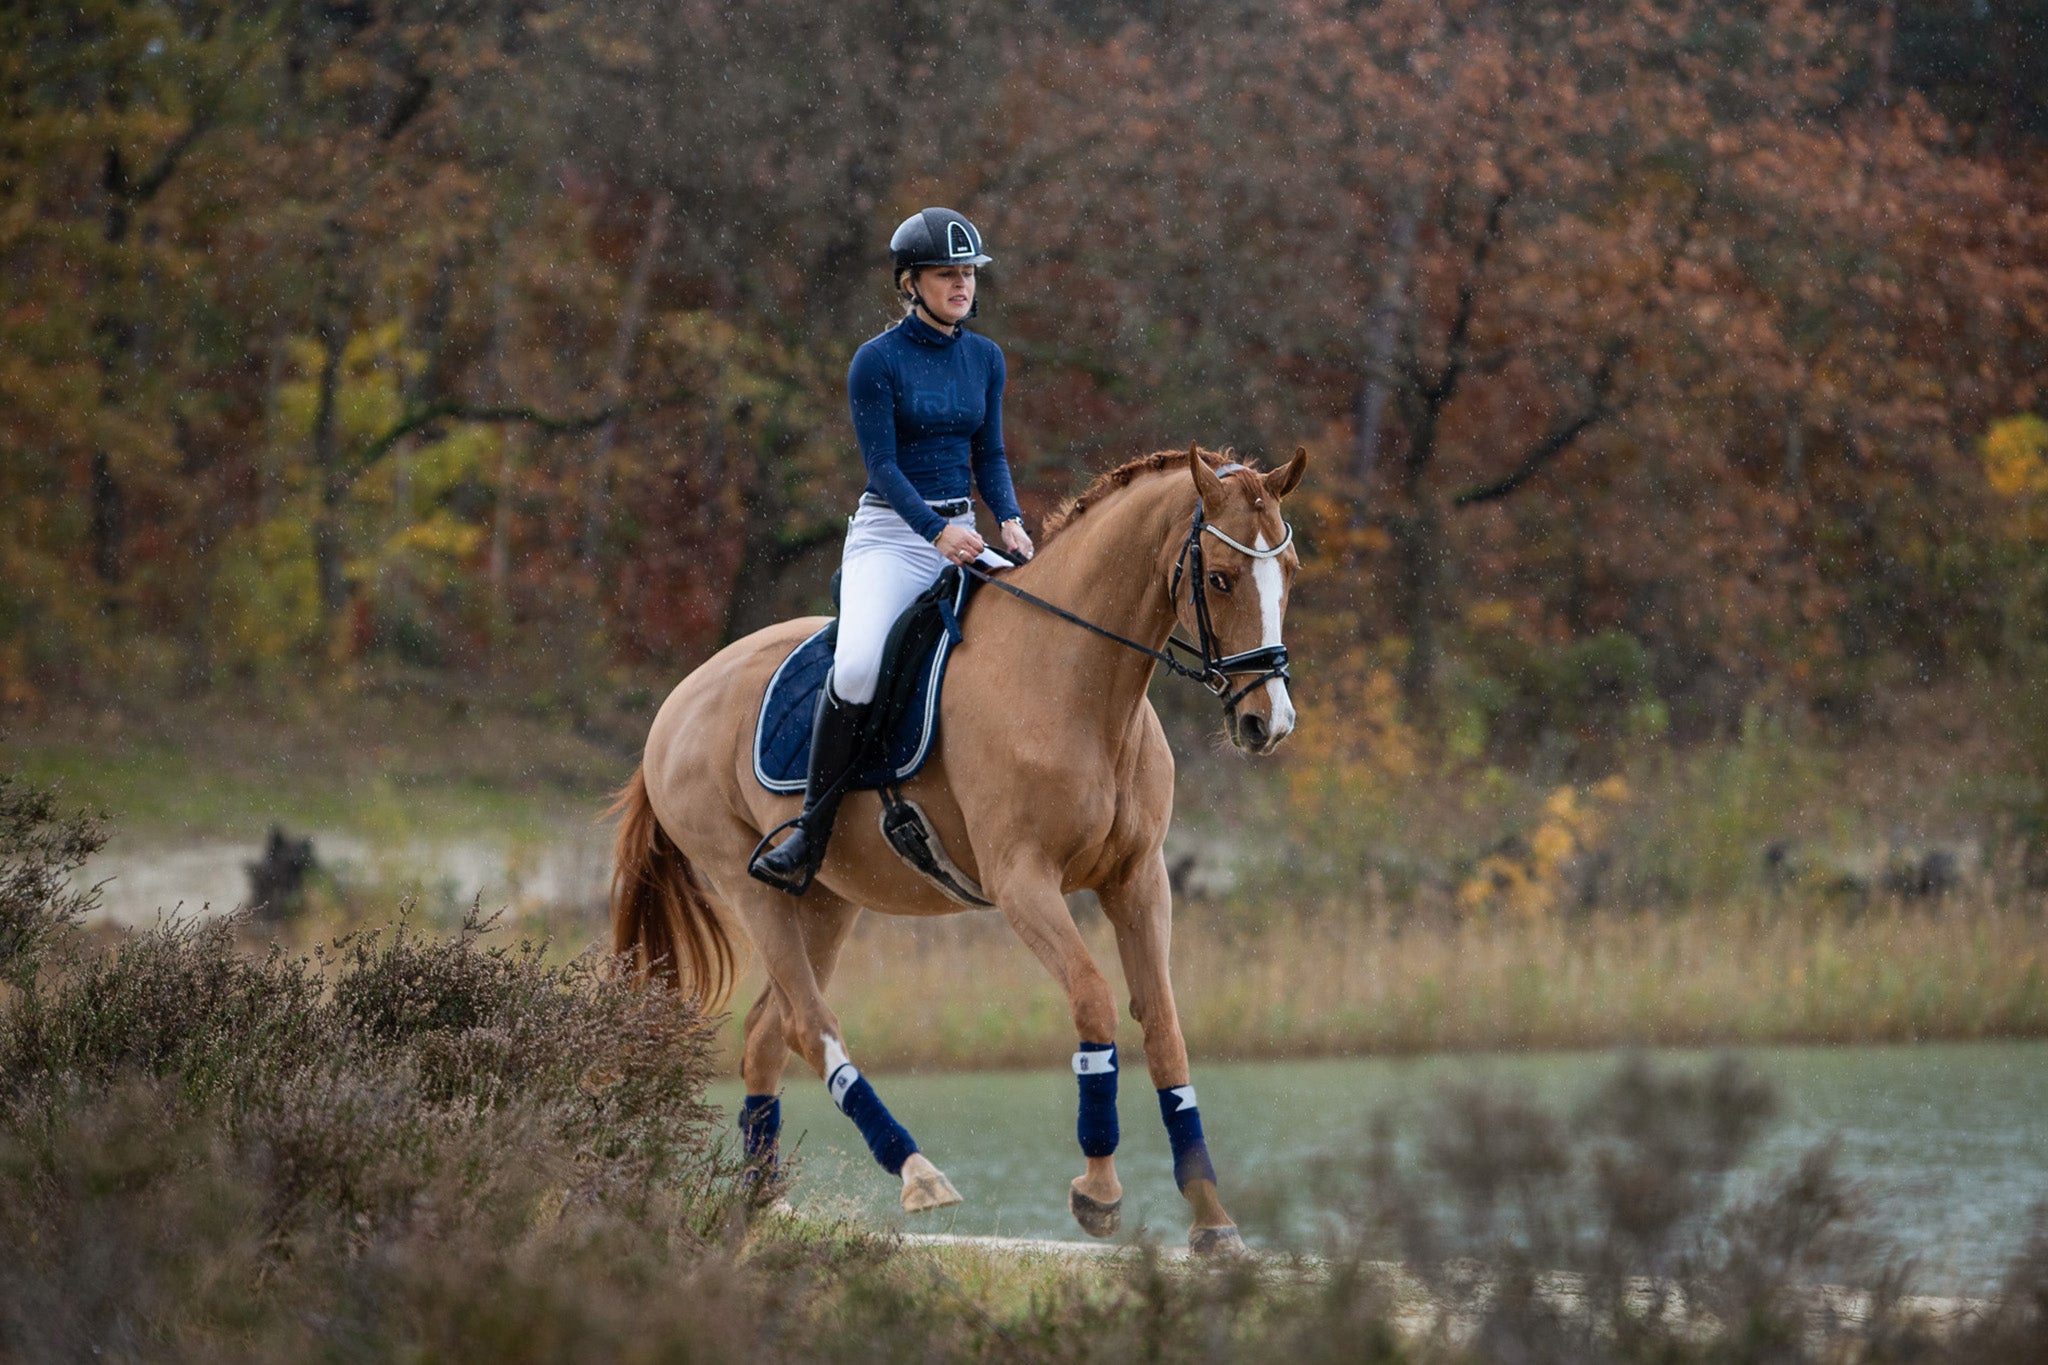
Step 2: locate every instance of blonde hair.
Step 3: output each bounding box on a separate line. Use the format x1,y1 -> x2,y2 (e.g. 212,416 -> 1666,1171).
895,265 -> 929,315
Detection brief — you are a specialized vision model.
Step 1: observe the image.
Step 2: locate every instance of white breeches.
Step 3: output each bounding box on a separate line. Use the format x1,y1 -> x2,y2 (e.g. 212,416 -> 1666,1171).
832,502 -> 1008,705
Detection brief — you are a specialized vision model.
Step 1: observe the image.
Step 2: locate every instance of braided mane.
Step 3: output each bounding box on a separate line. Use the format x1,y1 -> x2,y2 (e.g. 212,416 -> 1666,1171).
1041,445 -> 1251,542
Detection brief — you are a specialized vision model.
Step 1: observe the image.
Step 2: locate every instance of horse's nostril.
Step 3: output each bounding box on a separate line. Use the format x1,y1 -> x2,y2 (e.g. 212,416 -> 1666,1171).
1238,714 -> 1267,749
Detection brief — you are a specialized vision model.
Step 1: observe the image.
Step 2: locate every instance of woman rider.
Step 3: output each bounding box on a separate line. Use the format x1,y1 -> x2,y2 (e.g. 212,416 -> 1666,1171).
749,207 -> 1035,894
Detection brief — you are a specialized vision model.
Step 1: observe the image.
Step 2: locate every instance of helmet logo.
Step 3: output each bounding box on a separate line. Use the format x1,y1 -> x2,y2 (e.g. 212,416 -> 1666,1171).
947,221 -> 976,259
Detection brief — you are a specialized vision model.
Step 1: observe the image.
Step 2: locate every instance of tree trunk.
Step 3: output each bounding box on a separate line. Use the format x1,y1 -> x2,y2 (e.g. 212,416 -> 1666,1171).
1352,209 -> 1417,528
1872,0 -> 1895,111
1392,499 -> 1444,714
88,151 -> 134,594
88,452 -> 124,586
311,310 -> 350,621
310,235 -> 355,628
1393,404 -> 1447,712
485,220 -> 520,647
582,191 -> 672,570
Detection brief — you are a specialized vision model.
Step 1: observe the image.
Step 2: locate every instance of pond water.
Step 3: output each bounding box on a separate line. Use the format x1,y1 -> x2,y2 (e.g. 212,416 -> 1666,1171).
711,1040 -> 2048,1293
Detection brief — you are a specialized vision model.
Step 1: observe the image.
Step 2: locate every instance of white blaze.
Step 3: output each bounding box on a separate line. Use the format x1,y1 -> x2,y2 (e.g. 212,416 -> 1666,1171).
1252,533 -> 1296,739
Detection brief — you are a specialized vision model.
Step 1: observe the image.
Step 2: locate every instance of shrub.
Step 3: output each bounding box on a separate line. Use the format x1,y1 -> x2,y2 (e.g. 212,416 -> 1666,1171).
0,774 -> 105,988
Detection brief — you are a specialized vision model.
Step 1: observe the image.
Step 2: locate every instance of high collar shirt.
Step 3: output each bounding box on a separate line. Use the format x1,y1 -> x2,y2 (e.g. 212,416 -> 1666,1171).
847,312 -> 1023,542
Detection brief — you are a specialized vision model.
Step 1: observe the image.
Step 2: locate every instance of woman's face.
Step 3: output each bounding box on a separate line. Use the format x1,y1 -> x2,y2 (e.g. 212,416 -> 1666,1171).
912,265 -> 976,326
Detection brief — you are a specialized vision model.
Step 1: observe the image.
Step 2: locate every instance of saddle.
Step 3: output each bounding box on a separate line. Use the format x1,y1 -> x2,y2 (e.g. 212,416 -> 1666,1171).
752,566 -> 994,906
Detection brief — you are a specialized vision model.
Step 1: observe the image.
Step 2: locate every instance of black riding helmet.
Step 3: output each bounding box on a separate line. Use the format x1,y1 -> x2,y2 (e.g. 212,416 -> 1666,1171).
891,208 -> 991,321
890,207 -> 993,273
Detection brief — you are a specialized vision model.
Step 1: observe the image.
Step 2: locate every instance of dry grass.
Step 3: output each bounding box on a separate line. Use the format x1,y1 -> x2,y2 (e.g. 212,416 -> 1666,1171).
729,898 -> 2048,1073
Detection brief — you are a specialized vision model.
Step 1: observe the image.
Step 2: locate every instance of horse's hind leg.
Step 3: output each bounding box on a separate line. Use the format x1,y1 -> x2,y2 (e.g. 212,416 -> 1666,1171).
712,872 -> 960,1212
737,896 -> 863,1177
1101,851 -> 1242,1255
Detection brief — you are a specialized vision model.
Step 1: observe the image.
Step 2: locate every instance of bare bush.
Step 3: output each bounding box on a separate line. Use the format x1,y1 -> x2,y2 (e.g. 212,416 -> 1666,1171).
0,775 -> 105,988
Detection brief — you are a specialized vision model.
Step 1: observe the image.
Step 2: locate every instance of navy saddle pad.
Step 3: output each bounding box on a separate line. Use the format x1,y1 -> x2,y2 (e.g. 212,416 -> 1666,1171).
752,566 -> 979,793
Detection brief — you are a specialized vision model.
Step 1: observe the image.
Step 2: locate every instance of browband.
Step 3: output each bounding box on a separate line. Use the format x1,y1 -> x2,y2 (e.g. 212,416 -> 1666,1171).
1202,522 -> 1294,559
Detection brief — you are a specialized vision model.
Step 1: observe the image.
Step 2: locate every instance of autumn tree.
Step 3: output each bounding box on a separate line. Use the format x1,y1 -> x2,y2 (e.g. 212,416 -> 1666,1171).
1001,0 -> 2043,722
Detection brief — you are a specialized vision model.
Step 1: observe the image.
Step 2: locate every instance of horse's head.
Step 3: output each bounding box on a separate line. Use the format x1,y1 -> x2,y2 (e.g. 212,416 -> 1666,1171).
1180,443 -> 1307,755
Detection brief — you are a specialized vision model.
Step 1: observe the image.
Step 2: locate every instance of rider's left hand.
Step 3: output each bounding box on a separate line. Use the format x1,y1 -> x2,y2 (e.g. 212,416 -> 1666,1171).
1000,519 -> 1035,562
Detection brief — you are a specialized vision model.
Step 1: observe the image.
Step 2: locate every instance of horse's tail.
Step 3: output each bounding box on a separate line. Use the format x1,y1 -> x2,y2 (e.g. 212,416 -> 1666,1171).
606,765 -> 736,1011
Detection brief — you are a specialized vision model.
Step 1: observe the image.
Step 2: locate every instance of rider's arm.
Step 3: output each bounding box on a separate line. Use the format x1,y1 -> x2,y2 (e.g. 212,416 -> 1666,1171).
849,343 -> 949,543
969,343 -> 1025,527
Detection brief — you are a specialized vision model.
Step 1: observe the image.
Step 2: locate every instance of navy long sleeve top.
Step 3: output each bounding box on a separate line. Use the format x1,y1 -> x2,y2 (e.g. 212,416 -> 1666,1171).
847,311 -> 1024,543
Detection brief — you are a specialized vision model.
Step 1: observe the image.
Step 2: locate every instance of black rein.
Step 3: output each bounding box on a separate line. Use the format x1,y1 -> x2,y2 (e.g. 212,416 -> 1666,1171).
963,504 -> 1291,715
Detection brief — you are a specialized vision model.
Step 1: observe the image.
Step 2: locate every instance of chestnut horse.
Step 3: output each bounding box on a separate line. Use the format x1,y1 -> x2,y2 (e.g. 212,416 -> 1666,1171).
610,443 -> 1305,1253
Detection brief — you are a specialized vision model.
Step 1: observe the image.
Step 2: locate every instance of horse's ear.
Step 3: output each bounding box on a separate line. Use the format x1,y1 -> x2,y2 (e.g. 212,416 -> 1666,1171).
1262,446 -> 1308,500
1188,441 -> 1226,508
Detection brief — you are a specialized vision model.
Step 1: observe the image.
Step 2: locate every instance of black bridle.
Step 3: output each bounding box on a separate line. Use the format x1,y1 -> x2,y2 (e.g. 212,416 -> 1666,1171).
964,500 -> 1293,717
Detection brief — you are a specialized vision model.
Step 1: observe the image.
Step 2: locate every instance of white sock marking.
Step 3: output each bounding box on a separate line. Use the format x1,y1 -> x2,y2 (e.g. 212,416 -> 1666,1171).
823,1034 -> 859,1109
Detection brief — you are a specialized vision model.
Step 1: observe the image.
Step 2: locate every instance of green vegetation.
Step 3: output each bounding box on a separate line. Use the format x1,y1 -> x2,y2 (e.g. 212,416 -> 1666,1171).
2,693 -> 629,842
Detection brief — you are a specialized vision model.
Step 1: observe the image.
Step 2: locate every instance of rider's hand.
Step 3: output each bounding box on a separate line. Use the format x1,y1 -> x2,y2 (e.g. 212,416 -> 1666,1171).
934,524 -> 985,566
1000,518 -> 1035,562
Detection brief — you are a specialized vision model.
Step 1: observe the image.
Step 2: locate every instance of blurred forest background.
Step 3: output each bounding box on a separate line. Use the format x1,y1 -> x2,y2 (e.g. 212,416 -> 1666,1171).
6,0 -> 2048,926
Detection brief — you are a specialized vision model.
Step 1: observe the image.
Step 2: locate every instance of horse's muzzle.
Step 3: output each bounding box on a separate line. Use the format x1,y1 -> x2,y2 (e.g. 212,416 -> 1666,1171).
1228,709 -> 1288,755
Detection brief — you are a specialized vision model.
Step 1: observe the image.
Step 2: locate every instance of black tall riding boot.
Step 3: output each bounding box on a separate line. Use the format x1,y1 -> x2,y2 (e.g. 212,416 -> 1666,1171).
748,683 -> 870,895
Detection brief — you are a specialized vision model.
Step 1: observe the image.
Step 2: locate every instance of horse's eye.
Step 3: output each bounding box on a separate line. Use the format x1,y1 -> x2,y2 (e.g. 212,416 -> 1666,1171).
1207,571 -> 1232,594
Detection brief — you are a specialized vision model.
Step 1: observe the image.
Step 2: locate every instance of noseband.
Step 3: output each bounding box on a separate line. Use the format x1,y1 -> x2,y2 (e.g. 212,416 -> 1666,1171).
965,493 -> 1293,718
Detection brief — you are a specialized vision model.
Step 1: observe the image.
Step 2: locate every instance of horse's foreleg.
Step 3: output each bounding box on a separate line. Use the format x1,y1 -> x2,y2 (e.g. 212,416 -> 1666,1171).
994,870 -> 1126,1236
1101,853 -> 1242,1255
716,875 -> 958,1212
737,897 -> 863,1179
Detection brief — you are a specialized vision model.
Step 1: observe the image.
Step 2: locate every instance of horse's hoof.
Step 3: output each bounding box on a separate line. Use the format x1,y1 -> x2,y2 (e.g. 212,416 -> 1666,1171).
1069,1182 -> 1123,1238
1188,1224 -> 1245,1258
900,1153 -> 963,1213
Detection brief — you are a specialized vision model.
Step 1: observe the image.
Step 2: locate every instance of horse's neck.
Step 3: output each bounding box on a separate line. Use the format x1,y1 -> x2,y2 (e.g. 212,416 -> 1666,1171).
999,479 -> 1190,736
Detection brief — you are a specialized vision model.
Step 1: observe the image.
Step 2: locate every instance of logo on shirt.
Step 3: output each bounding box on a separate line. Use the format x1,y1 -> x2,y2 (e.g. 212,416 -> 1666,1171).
910,379 -> 972,423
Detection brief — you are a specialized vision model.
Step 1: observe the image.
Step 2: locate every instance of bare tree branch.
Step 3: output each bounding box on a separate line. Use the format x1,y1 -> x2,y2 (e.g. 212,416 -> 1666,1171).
341,386 -> 698,497
1452,342 -> 1623,507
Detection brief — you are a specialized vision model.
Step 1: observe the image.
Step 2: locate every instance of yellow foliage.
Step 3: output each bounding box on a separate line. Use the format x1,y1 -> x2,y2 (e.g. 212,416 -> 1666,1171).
1285,659 -> 1423,821
214,515 -> 324,673
1982,415 -> 2048,541
1456,777 -> 1632,922
384,515 -> 485,563
1464,599 -> 1517,631
276,322 -> 415,448
1982,414 -> 2048,503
